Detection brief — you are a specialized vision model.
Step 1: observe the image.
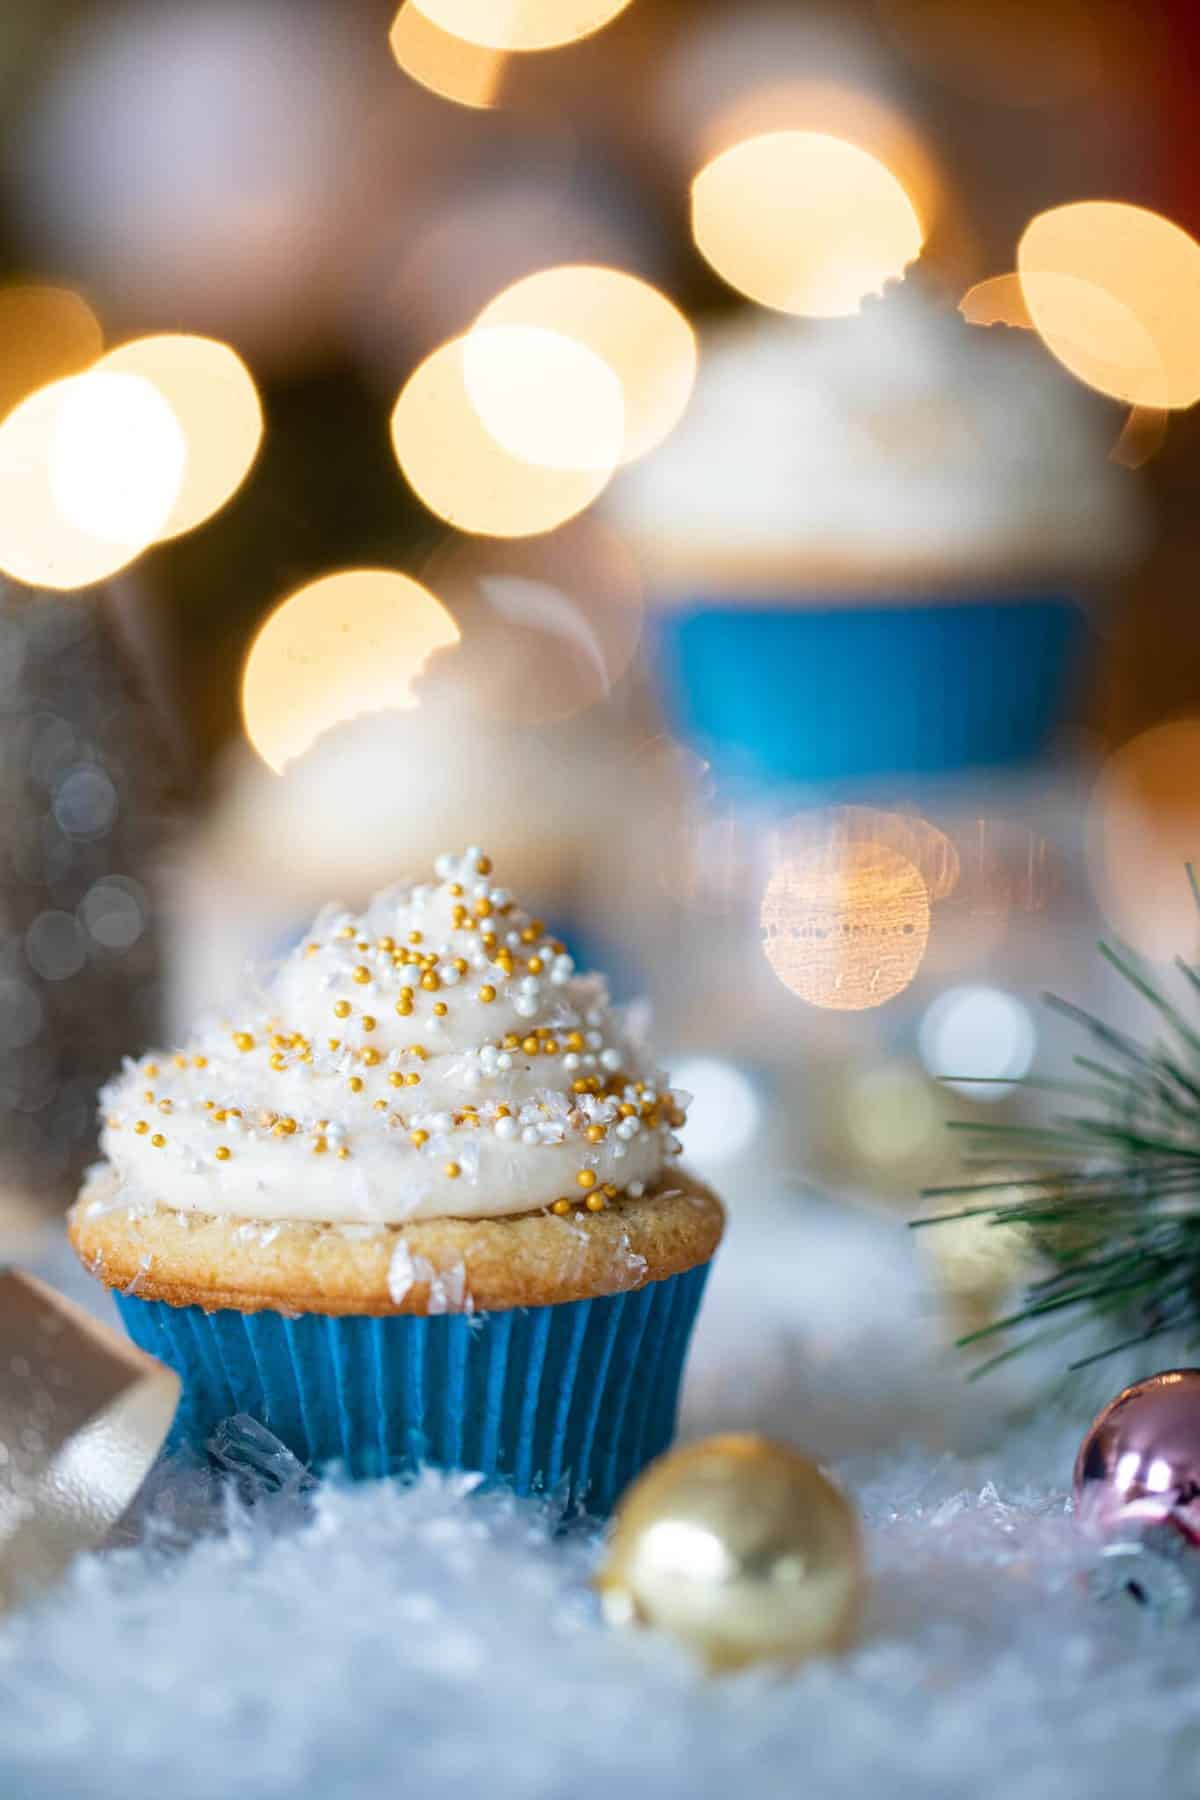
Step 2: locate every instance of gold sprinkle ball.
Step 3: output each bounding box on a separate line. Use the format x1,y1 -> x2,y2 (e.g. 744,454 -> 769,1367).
215,1145 -> 231,1162
232,1032 -> 255,1052
352,965 -> 371,985
444,1161 -> 461,1179
150,1133 -> 166,1149
551,1199 -> 571,1216
348,1076 -> 364,1094
576,1169 -> 597,1190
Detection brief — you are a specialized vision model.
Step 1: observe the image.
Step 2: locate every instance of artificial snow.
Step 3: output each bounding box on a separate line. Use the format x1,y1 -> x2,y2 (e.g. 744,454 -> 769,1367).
5,1195 -> 1199,1800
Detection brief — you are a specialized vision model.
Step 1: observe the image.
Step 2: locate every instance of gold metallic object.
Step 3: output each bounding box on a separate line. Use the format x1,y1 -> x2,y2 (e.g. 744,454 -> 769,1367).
596,1434 -> 864,1670
0,1271 -> 179,1612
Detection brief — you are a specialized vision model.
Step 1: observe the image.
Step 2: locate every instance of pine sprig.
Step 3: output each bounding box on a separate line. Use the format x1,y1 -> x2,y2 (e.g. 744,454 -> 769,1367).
915,869 -> 1200,1374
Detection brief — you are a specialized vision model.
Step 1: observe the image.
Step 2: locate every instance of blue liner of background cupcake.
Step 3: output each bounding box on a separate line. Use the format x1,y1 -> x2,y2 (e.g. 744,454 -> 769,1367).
116,1264 -> 709,1516
649,593 -> 1089,787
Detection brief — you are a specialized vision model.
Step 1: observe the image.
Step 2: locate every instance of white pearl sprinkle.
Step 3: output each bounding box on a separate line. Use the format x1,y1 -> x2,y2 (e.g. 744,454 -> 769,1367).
463,1069 -> 481,1090
521,1125 -> 540,1146
600,1048 -> 621,1072
513,995 -> 538,1018
496,1053 -> 513,1072
440,967 -> 461,986
549,968 -> 570,986
628,1180 -> 644,1199
563,1053 -> 581,1071
494,1116 -> 518,1141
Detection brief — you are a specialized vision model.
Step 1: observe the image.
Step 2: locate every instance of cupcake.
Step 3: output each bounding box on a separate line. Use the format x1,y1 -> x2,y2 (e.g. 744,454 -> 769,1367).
611,285 -> 1144,788
69,848 -> 722,1513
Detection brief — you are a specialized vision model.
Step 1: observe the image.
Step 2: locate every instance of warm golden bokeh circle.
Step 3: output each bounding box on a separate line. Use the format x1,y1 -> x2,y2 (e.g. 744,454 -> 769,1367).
1088,718 -> 1200,961
691,131 -> 924,317
388,3 -> 506,107
760,839 -> 931,1010
0,284 -> 103,424
0,370 -> 186,591
460,325 -> 624,474
390,332 -> 619,537
241,569 -> 461,772
97,334 -> 263,540
409,0 -> 633,52
1018,203 -> 1200,409
477,266 -> 697,464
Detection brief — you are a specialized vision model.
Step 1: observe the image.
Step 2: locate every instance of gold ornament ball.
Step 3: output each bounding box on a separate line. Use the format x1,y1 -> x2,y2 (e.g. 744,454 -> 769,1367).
596,1434 -> 864,1671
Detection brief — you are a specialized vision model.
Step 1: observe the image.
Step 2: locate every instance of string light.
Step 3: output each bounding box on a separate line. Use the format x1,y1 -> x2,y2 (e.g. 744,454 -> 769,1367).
691,130 -> 923,317
1018,202 -> 1200,410
760,839 -> 931,1010
241,568 -> 461,772
390,332 -> 618,536
388,3 -> 505,107
408,0 -> 633,53
1088,720 -> 1200,961
476,267 -> 697,464
0,285 -> 103,424
96,335 -> 263,539
460,325 -> 624,473
0,371 -> 185,590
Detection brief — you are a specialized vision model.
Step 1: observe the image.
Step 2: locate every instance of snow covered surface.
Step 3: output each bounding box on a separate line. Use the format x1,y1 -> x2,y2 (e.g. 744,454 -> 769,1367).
4,1195 -> 1198,1800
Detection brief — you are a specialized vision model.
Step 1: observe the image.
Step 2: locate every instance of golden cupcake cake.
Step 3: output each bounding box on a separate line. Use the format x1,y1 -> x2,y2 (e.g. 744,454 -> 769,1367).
69,848 -> 723,1511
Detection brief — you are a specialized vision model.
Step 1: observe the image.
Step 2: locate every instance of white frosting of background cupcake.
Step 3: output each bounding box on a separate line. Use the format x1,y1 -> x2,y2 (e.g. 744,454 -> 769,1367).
611,286 -> 1145,592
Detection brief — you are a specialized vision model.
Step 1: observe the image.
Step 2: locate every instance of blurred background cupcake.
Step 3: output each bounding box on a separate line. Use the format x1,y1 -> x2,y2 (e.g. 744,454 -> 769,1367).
611,280 -> 1147,794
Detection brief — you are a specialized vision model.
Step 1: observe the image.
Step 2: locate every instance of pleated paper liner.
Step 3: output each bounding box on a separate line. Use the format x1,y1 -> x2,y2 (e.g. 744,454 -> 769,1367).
116,1263 -> 710,1516
649,591 -> 1089,785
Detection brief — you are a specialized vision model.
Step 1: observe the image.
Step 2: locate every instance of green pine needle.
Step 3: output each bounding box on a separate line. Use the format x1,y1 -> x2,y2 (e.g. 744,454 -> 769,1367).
918,866 -> 1200,1371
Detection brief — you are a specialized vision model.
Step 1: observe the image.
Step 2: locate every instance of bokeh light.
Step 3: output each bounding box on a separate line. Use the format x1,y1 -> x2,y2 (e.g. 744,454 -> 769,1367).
0,284 -> 103,423
477,266 -> 697,464
420,518 -> 644,723
461,325 -> 624,473
241,568 -> 461,772
0,370 -> 185,590
1111,404 -> 1169,470
844,1063 -> 940,1165
388,3 -> 505,108
958,272 -> 1035,330
691,131 -> 924,317
760,839 -> 931,1010
409,0 -> 632,52
1088,719 -> 1200,961
919,984 -> 1036,1101
670,1058 -> 761,1170
390,332 -> 619,536
1018,203 -> 1200,410
97,334 -> 263,540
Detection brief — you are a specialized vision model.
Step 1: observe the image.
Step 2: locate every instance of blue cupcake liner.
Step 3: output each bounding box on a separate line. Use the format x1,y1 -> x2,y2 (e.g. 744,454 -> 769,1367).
649,592 -> 1090,786
115,1263 -> 710,1515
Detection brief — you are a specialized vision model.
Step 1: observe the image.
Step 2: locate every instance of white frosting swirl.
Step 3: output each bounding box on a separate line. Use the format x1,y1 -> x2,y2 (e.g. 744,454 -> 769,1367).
610,285 -> 1145,589
93,849 -> 688,1226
